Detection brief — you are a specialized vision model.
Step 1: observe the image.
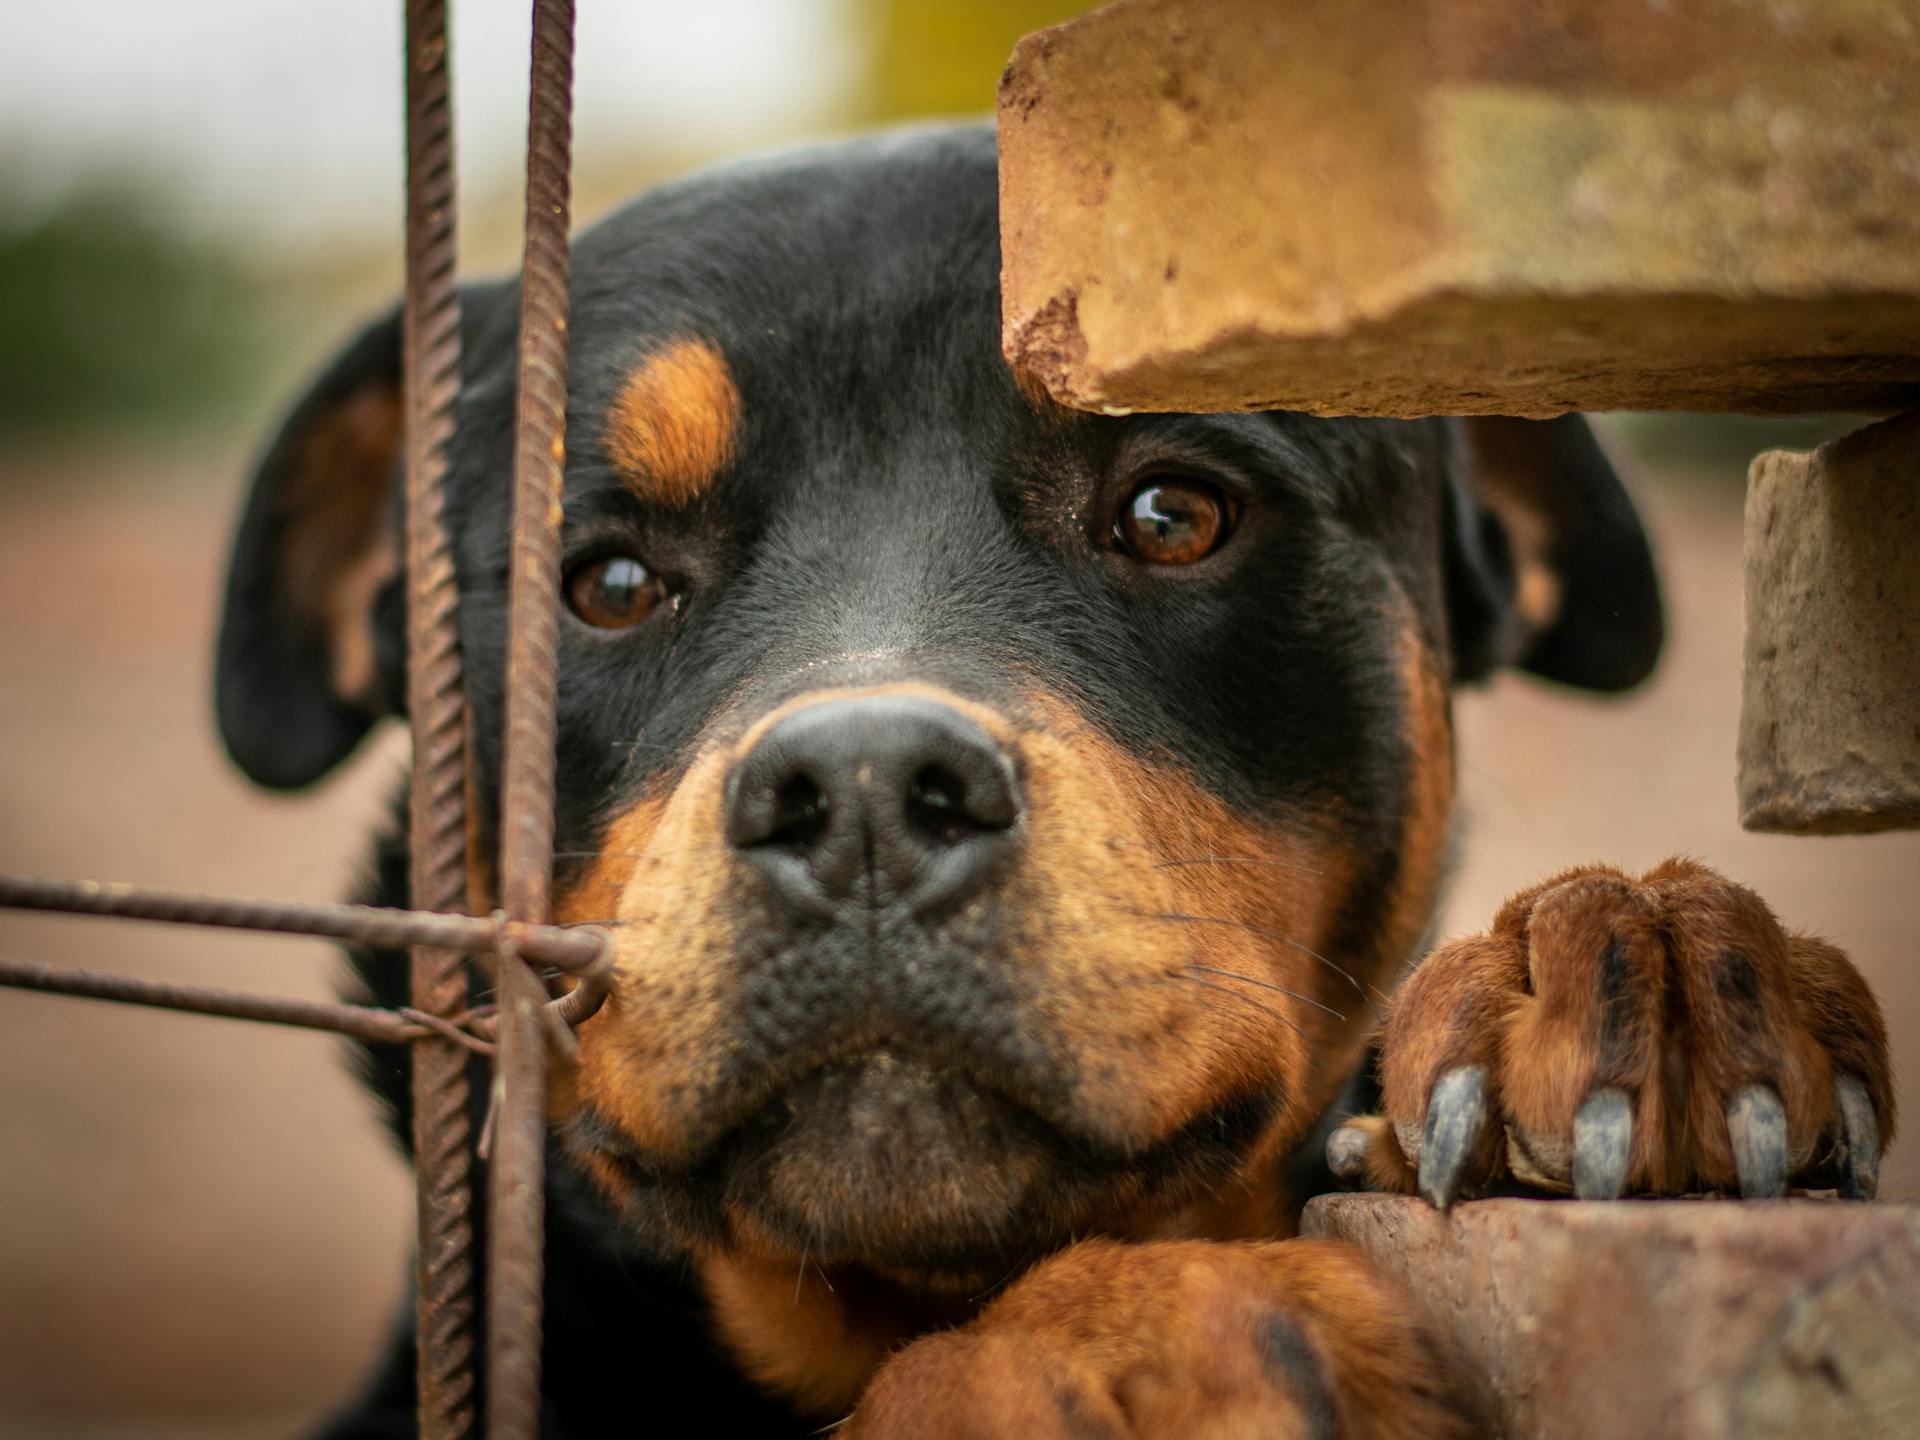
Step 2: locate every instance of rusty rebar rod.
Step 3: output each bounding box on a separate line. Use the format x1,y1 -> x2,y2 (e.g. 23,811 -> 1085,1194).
0,876 -> 605,973
486,2 -> 576,1435
401,0 -> 478,1433
0,954 -> 491,1048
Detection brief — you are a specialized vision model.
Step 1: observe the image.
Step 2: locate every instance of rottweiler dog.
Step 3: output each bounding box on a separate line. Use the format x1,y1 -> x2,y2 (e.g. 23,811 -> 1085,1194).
217,125 -> 1893,1438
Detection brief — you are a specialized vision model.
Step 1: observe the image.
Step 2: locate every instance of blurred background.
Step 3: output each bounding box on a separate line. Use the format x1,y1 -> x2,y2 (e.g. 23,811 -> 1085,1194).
0,2 -> 1912,1435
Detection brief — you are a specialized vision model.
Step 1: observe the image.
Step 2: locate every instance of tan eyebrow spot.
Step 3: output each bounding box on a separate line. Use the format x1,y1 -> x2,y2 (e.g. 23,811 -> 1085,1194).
1009,355 -> 1083,426
604,337 -> 739,506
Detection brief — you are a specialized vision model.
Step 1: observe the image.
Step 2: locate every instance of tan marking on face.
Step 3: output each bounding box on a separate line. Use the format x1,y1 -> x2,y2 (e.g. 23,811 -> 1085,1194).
1005,692 -> 1351,1157
1009,355 -> 1072,417
557,780 -> 741,1163
603,337 -> 739,507
1309,623 -> 1461,1101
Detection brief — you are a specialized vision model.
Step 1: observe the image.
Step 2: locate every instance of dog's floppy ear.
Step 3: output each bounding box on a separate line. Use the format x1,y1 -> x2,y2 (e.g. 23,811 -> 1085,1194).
217,308 -> 408,789
1443,415 -> 1663,692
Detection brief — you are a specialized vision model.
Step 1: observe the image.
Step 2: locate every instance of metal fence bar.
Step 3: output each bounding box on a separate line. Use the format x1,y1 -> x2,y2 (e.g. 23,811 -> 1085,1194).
0,7 -> 595,1432
0,955 -> 490,1048
401,0 -> 479,1432
0,876 -> 604,972
488,2 -> 578,1436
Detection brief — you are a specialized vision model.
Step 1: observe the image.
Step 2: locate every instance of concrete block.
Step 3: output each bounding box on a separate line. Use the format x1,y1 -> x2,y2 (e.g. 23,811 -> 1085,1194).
1300,1194 -> 1920,1440
998,0 -> 1920,418
1739,412 -> 1920,834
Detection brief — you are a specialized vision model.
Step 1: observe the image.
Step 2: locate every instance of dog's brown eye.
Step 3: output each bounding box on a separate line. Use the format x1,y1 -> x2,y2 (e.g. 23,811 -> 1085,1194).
1115,478 -> 1232,564
566,555 -> 666,629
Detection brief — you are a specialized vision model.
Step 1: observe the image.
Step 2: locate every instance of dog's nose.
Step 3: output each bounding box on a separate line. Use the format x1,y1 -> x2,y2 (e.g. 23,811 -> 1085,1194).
726,694 -> 1020,913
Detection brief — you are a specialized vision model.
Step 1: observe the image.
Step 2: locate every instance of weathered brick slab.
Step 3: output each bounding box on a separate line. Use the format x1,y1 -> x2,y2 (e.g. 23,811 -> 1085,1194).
1740,412 -> 1920,835
1300,1194 -> 1920,1440
998,0 -> 1920,418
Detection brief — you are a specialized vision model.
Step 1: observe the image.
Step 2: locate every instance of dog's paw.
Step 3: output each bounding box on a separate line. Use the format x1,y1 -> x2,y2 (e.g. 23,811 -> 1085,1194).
1330,858 -> 1894,1207
840,1239 -> 1472,1440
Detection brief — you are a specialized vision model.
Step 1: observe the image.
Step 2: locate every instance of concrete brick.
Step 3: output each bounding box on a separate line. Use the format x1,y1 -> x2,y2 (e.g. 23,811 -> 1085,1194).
1300,1194 -> 1920,1440
998,0 -> 1920,418
1739,412 -> 1920,834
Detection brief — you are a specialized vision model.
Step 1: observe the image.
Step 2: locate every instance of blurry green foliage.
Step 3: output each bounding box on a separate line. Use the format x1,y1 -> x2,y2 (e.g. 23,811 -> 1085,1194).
1607,413 -> 1868,481
0,194 -> 295,433
851,0 -> 1091,121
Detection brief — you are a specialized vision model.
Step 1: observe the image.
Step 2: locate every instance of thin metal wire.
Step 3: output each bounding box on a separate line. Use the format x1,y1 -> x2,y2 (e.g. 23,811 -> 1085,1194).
0,876 -> 605,972
0,954 -> 483,1047
402,0 -> 478,1432
0,883 -> 615,1045
487,2 -> 576,1435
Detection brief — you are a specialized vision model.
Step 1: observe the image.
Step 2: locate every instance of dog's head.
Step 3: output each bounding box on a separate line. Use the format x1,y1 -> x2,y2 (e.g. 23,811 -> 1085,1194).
218,126 -> 1659,1288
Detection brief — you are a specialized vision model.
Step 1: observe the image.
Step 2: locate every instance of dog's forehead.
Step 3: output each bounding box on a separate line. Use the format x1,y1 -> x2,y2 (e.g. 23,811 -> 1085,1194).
521,125 -> 1445,538
565,125 -> 1007,449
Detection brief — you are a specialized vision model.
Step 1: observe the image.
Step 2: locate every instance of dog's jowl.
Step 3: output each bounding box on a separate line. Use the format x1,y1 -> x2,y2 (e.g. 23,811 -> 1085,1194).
216,125 -> 1893,1439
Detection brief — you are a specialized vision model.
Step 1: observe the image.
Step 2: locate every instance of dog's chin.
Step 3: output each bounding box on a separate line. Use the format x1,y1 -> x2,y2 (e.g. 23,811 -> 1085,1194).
577,1050 -> 1284,1281
716,1051 -> 1061,1272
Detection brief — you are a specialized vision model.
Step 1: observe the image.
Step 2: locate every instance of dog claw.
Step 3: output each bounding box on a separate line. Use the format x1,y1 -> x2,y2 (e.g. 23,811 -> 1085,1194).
1727,1084 -> 1788,1199
1418,1065 -> 1488,1211
1834,1073 -> 1881,1201
1326,1124 -> 1371,1181
1571,1087 -> 1633,1200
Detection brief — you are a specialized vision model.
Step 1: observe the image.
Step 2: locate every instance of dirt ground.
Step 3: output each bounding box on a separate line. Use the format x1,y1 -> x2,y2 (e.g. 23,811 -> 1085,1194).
1,439 -> 1915,1437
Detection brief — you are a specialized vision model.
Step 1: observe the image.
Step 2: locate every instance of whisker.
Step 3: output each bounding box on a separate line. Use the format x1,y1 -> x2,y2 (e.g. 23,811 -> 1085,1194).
812,1236 -> 834,1294
1172,972 -> 1307,1039
1182,963 -> 1344,1021
1129,909 -> 1366,1000
1153,854 -> 1326,877
552,842 -> 733,860
968,1262 -> 1027,1305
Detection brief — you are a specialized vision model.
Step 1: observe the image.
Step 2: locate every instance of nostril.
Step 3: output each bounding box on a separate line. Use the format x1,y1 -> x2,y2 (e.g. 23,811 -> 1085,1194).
906,761 -> 1015,845
768,773 -> 829,850
907,764 -> 972,844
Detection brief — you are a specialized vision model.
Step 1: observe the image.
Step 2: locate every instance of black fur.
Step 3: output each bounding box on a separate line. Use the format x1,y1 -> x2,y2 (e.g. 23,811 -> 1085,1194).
218,124 -> 1663,1436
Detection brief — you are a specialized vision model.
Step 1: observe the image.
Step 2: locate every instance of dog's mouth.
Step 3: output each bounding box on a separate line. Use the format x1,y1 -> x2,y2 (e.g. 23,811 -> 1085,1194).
569,1045 -> 1283,1275
715,1050 -> 1059,1263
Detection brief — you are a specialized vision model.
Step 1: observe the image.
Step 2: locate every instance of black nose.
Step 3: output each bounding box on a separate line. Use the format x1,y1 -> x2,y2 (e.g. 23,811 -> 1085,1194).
726,694 -> 1021,914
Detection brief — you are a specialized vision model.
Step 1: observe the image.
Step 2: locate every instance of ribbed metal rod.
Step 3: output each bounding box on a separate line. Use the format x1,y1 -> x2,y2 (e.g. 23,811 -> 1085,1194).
401,0 -> 479,1433
487,2 -> 576,1436
0,875 -> 605,973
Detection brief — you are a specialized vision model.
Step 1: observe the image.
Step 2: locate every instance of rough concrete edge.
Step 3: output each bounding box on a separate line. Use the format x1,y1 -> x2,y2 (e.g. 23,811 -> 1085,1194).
1302,1196 -> 1920,1439
1738,411 -> 1920,836
1013,297 -> 1920,418
991,5 -> 1920,418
